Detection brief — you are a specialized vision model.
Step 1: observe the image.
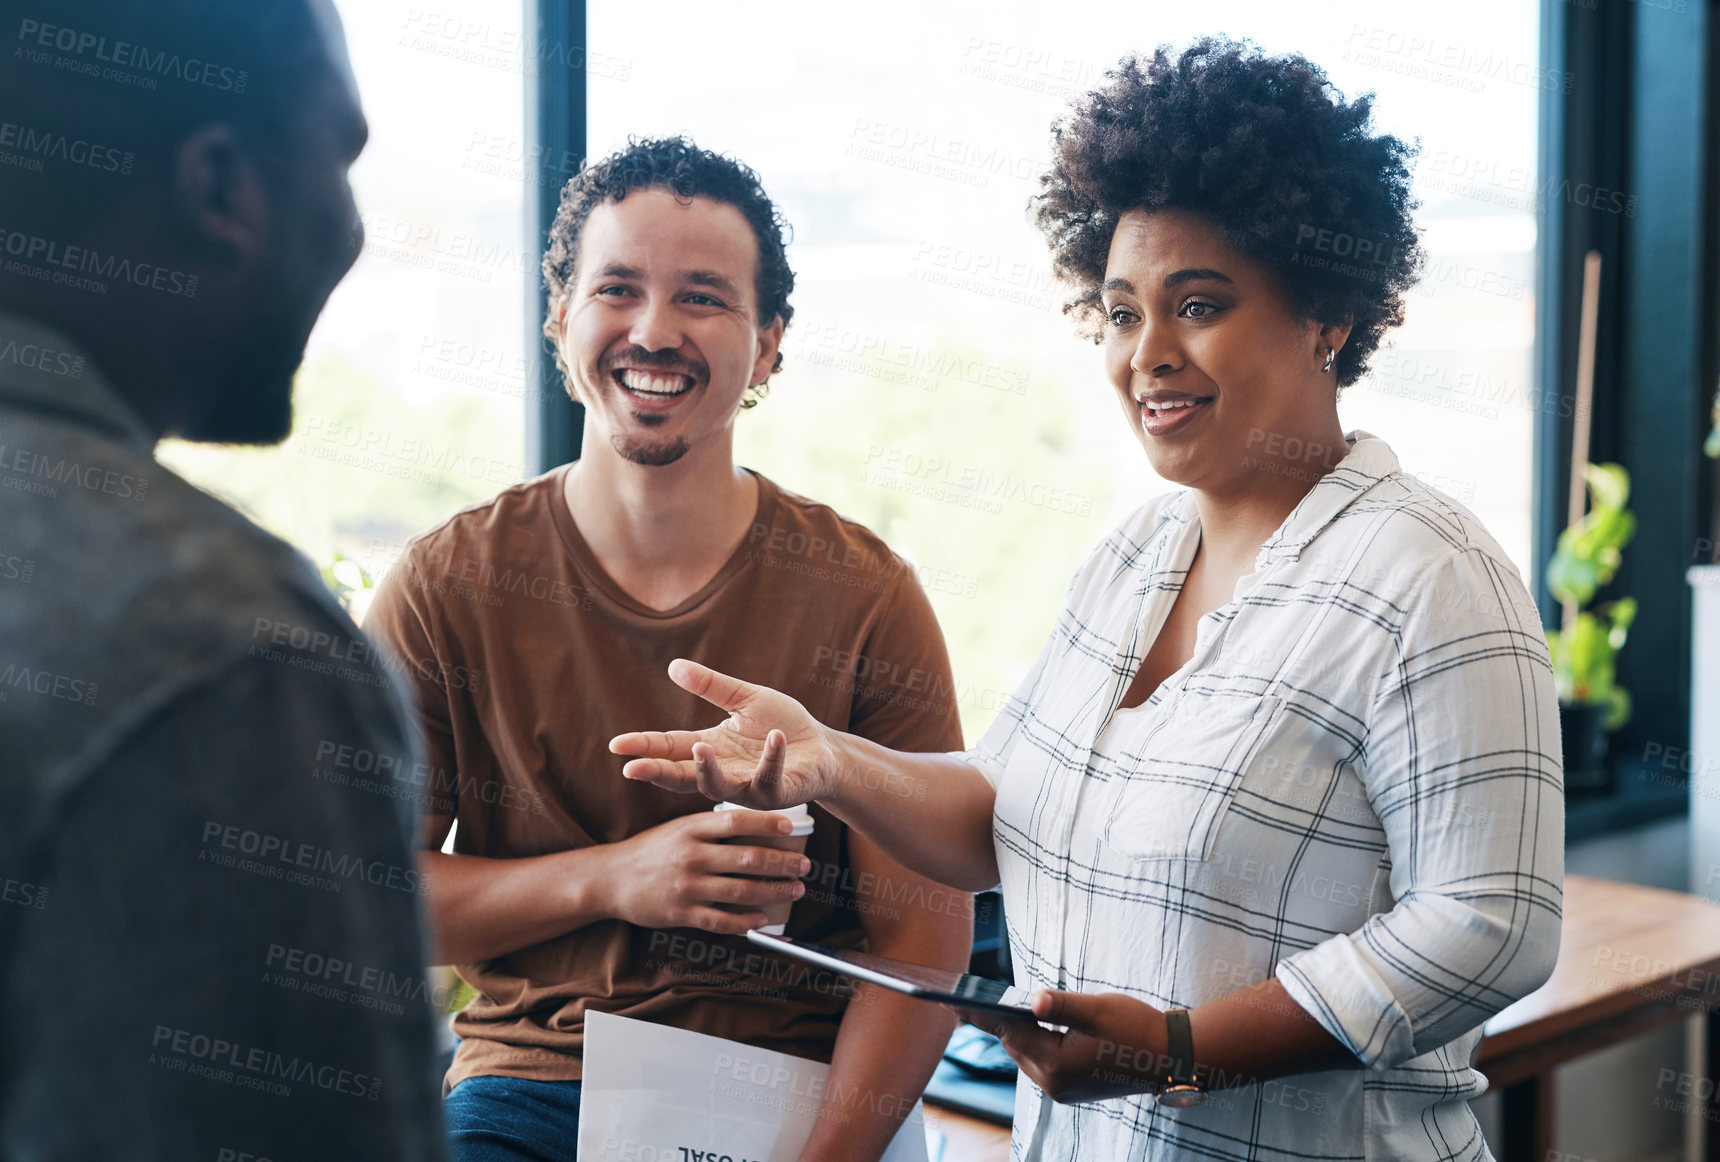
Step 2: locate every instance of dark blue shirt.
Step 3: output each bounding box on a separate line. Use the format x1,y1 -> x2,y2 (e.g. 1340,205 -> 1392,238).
0,310 -> 447,1161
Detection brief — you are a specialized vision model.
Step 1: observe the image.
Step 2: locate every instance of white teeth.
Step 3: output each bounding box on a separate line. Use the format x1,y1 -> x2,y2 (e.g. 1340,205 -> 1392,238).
618,369 -> 692,395
1146,398 -> 1208,414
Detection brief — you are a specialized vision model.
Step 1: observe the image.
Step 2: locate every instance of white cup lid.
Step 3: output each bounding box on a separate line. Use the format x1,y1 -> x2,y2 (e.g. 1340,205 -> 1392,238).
714,800 -> 815,835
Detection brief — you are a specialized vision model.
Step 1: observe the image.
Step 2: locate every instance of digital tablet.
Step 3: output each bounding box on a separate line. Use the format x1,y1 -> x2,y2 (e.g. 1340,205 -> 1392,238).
746,929 -> 1038,1019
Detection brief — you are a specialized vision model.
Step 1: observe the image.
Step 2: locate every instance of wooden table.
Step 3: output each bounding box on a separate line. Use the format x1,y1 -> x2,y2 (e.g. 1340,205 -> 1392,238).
1478,874 -> 1720,1161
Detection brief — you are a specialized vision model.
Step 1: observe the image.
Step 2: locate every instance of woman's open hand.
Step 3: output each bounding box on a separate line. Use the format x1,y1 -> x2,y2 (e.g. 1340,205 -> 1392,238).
609,659 -> 841,809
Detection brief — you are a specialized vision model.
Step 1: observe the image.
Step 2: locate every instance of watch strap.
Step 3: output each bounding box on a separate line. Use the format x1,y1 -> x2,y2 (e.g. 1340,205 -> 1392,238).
1164,1008 -> 1197,1086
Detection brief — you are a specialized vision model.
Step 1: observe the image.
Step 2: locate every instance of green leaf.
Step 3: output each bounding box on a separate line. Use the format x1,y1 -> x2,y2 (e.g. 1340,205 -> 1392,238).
1546,464 -> 1634,714
1567,613 -> 1602,688
1604,685 -> 1632,731
1585,462 -> 1630,511
1545,628 -> 1572,701
1605,597 -> 1637,648
1548,539 -> 1601,606
1545,462 -> 1636,611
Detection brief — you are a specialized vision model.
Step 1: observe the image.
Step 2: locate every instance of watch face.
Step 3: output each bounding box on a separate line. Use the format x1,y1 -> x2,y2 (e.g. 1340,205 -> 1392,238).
1158,1085 -> 1208,1108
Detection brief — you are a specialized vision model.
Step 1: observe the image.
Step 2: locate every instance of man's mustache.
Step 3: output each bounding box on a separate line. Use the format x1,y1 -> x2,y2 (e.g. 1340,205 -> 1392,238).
599,347 -> 707,380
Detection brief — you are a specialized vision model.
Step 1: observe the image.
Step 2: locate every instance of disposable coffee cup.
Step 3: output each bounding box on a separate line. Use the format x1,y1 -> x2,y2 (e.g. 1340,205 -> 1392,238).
713,801 -> 815,935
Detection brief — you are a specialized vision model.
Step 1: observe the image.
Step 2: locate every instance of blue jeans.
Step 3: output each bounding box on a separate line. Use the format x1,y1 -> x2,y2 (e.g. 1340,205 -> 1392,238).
444,1074 -> 584,1162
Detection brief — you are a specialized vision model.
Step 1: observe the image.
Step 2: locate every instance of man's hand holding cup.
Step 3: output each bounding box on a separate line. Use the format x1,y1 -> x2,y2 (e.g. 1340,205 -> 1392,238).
601,807 -> 812,937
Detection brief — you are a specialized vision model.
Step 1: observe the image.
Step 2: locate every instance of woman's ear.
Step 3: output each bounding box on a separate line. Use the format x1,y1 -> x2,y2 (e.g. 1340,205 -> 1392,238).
1317,317 -> 1354,364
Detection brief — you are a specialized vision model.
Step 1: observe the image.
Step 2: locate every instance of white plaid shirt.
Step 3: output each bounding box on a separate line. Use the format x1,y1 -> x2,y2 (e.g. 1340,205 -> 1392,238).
960,431 -> 1563,1162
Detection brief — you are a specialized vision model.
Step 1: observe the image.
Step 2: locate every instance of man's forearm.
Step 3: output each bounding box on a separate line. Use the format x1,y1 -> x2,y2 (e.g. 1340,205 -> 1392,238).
797,853 -> 968,1162
420,847 -> 614,965
797,982 -> 955,1162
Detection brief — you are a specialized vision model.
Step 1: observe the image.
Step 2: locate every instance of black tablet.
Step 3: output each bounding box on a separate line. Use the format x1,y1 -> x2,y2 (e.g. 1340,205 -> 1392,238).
746,929 -> 1037,1019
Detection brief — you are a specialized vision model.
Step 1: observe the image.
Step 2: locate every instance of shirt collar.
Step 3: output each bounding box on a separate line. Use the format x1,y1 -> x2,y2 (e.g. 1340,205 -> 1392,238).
0,309 -> 156,456
1252,429 -> 1401,566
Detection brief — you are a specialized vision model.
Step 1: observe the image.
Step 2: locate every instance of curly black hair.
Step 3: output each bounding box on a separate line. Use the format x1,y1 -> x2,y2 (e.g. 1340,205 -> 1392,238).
1031,37 -> 1425,389
541,136 -> 795,408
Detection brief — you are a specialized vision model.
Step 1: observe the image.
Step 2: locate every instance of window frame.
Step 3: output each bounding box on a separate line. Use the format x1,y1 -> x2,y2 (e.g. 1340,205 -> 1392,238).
524,0 -> 586,475
1534,0 -> 1714,838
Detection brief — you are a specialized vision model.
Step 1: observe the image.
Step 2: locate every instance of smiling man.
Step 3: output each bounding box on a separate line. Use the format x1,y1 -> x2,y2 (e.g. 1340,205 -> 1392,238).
364,137 -> 970,1161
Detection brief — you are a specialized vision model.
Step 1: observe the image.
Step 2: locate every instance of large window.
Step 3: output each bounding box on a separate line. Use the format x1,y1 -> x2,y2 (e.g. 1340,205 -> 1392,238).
156,4 -> 1548,749
157,0 -> 528,600
589,1 -> 1545,740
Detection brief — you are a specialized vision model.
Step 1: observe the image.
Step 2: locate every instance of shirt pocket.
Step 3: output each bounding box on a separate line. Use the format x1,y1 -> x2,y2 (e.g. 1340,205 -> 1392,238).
1100,692 -> 1284,862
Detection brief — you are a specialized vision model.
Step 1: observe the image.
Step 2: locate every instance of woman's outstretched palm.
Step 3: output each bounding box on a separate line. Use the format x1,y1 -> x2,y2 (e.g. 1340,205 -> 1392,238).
609,659 -> 839,808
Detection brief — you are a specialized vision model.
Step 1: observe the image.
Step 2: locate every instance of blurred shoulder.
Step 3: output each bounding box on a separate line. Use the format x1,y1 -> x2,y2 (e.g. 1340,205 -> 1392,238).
744,472 -> 922,605
754,473 -> 906,568
388,468 -> 563,574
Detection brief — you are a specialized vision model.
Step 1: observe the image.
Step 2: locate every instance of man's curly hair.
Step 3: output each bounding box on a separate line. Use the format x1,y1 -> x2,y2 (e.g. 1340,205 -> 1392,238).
1031,37 -> 1425,389
541,136 -> 795,409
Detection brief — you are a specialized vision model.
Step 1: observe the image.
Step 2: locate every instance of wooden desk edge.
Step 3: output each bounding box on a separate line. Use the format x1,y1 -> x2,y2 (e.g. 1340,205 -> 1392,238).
1476,875 -> 1720,1083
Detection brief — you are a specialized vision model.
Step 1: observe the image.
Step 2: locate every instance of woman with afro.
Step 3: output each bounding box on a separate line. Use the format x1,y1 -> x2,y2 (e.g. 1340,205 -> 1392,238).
617,36 -> 1562,1161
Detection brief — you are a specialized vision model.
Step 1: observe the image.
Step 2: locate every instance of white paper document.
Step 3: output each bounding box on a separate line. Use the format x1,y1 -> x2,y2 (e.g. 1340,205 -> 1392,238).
578,1010 -> 930,1162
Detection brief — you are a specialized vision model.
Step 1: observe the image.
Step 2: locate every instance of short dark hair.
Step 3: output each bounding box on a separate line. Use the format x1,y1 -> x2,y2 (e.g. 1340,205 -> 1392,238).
1031,36 -> 1425,389
541,136 -> 796,406
0,0 -> 330,236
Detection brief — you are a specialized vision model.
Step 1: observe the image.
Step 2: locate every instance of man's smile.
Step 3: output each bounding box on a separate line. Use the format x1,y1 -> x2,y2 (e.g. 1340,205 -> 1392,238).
613,368 -> 696,398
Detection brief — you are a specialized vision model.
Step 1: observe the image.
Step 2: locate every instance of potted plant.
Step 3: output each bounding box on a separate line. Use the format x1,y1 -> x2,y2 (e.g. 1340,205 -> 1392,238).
1545,462 -> 1637,793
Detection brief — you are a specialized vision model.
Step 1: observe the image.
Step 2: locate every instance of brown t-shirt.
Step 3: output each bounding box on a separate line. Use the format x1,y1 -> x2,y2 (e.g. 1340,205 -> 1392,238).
365,467 -> 964,1088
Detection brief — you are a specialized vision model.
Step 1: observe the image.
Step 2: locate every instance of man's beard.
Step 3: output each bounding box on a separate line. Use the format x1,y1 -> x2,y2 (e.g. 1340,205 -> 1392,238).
611,429 -> 691,466
175,322 -> 307,445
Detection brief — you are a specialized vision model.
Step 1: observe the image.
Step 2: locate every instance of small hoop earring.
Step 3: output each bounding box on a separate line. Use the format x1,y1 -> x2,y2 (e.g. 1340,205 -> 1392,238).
740,379 -> 770,410
1322,347 -> 1335,374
